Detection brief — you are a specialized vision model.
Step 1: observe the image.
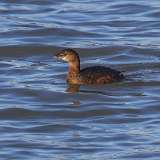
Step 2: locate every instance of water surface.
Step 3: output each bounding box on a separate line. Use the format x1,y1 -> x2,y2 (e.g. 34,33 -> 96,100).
0,0 -> 160,159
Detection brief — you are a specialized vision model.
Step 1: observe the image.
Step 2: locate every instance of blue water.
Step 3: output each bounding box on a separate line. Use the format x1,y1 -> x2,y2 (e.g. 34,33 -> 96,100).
0,0 -> 160,160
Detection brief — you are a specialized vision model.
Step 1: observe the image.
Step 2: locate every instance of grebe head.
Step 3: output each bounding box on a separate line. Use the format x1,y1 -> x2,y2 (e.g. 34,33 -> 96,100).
55,48 -> 79,63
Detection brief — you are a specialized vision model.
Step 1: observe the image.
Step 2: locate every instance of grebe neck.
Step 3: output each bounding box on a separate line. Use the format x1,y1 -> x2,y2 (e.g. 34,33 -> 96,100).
68,59 -> 80,78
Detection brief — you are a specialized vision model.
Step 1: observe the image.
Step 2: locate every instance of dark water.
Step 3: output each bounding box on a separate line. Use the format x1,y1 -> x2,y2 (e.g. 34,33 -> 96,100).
0,0 -> 160,159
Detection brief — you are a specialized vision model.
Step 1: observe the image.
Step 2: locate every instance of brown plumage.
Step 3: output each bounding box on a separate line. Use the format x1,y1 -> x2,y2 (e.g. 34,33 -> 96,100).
55,48 -> 124,85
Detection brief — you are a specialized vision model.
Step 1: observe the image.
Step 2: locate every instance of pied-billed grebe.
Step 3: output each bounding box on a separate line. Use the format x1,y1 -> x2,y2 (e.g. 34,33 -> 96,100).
55,48 -> 124,85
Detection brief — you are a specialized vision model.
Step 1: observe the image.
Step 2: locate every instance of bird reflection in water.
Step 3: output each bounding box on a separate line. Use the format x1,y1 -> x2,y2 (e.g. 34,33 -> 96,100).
66,84 -> 80,93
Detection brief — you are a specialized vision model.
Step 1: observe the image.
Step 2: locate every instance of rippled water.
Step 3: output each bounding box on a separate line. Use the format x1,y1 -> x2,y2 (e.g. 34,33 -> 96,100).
0,0 -> 160,159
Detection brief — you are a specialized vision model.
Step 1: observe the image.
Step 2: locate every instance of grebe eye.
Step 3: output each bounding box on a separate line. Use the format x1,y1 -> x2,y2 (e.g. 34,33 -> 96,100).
59,53 -> 65,57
